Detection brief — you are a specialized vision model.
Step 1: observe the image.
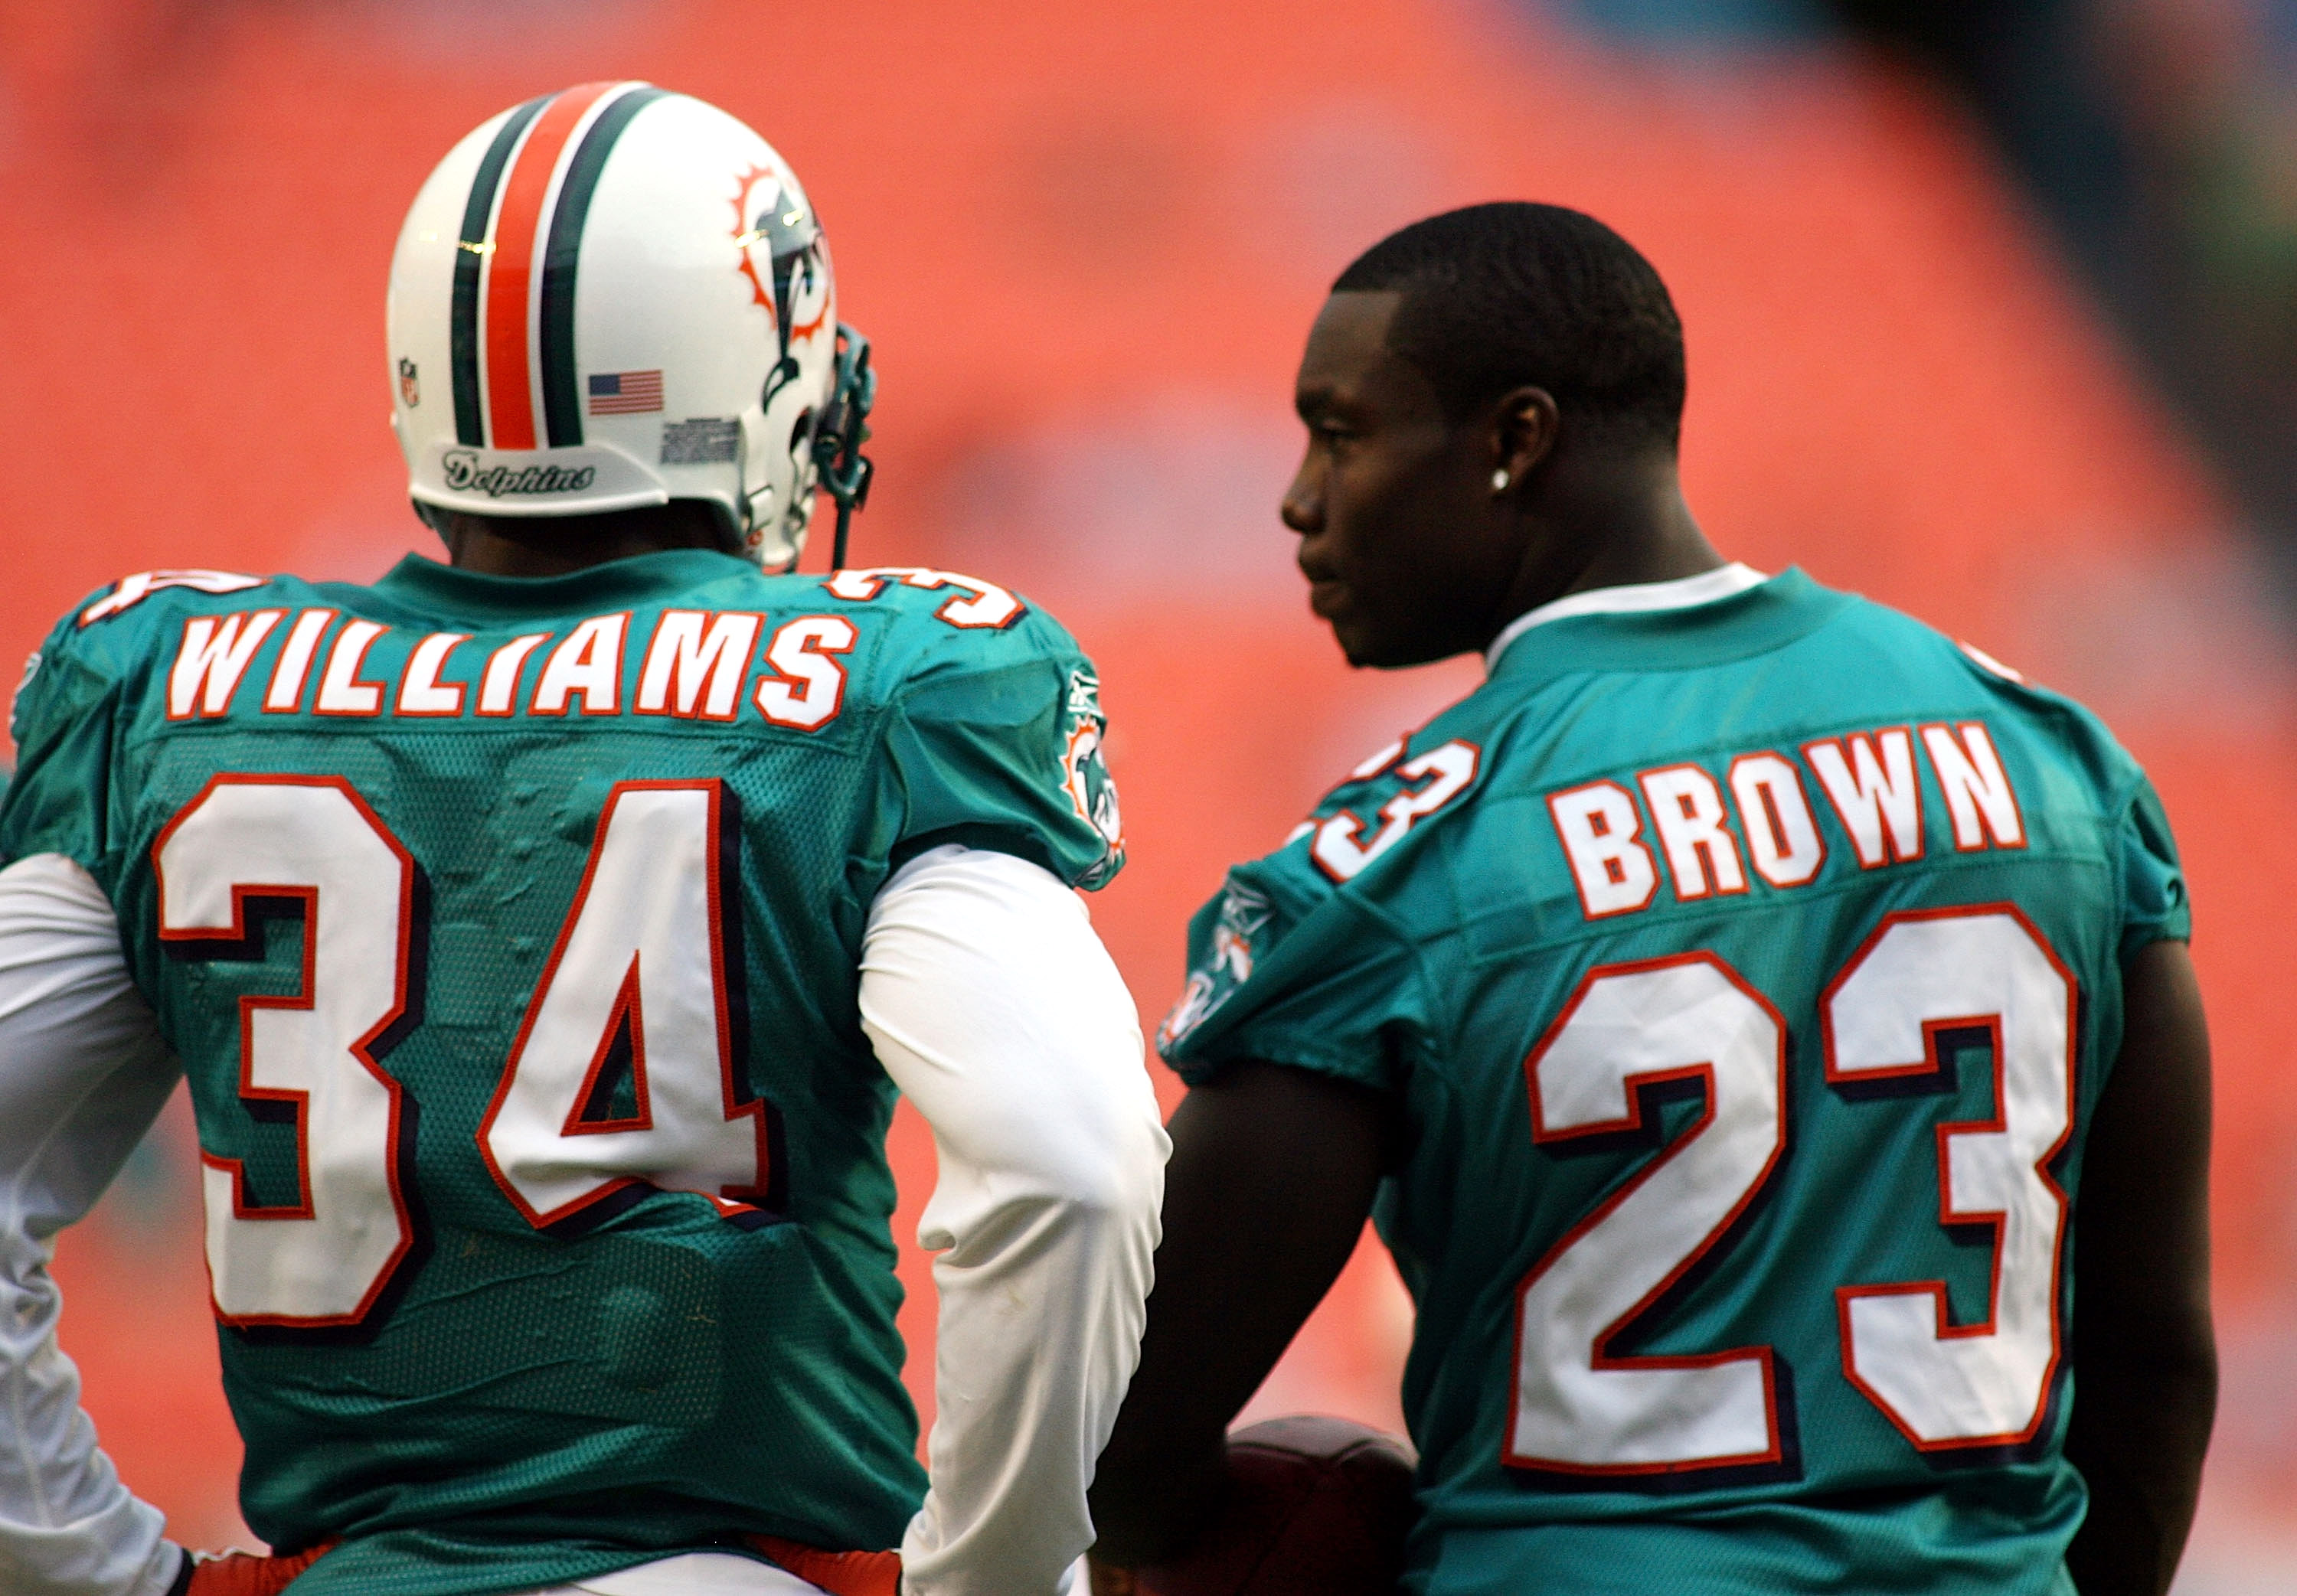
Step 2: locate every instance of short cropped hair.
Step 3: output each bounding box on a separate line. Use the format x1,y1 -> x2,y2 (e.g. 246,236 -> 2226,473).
1332,203 -> 1686,449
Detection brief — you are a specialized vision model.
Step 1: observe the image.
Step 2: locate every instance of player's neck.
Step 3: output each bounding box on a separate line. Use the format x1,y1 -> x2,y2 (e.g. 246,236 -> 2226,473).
439,508 -> 724,577
1497,453 -> 1722,634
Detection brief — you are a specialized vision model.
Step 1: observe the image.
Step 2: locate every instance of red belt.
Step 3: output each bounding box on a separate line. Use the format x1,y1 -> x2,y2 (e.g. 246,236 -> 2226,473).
747,1535 -> 902,1596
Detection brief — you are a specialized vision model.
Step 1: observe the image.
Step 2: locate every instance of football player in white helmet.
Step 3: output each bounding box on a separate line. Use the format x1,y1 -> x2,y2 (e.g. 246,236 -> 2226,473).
388,83 -> 877,573
0,83 -> 1163,1596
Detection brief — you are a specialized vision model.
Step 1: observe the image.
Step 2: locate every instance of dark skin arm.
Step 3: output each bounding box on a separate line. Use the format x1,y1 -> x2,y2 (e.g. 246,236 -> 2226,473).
1087,1062 -> 1393,1566
2064,938 -> 2217,1596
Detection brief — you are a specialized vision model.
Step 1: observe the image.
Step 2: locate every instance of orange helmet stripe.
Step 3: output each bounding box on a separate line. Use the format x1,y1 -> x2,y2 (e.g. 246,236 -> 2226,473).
450,93 -> 547,448
480,82 -> 619,450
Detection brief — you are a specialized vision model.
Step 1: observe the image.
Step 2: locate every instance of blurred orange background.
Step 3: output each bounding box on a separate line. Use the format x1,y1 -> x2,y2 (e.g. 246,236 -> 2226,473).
3,0 -> 2291,1588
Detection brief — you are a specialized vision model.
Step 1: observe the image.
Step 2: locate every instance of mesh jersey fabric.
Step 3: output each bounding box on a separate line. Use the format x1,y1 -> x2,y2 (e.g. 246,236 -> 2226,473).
0,550 -> 1122,1596
1158,569 -> 2187,1596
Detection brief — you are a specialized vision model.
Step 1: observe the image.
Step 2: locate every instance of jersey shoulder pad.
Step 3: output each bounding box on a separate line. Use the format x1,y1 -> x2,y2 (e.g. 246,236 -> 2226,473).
805,564 -> 1093,709
806,564 -> 1063,686
16,572 -> 256,743
818,565 -> 1031,635
24,568 -> 316,739
1846,592 -> 2149,806
0,573 -> 289,868
70,567 -> 275,629
812,568 -> 1122,888
1277,726 -> 1487,888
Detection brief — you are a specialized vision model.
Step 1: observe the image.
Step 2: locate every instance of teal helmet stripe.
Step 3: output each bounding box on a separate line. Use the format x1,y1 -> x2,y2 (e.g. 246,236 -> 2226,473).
450,93 -> 550,448
538,84 -> 673,449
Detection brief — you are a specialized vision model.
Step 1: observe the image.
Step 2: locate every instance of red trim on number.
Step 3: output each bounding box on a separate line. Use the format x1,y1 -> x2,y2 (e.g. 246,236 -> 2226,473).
189,883 -> 322,1224
479,778 -> 647,1229
927,582 -> 1024,629
1347,733 -> 1410,782
557,958 -> 654,1137
822,567 -> 1027,629
1823,902 -> 2078,1451
701,777 -> 776,1206
1309,740 -> 1482,886
1505,951 -> 1789,1475
152,774 -> 418,1330
1308,812 -> 1368,884
479,779 -> 775,1229
481,83 -> 616,449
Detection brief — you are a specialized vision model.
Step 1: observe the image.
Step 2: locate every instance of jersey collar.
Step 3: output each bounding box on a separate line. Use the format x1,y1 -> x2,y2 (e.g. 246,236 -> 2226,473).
1480,565 -> 1850,691
372,547 -> 755,623
1485,563 -> 1771,674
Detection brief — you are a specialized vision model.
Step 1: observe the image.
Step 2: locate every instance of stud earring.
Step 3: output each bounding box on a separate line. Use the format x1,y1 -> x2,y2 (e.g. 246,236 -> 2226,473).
1492,469 -> 1511,492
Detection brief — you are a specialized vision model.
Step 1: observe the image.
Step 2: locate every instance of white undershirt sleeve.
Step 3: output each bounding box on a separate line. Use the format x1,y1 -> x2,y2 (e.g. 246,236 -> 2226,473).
860,845 -> 1167,1596
0,853 -> 187,1596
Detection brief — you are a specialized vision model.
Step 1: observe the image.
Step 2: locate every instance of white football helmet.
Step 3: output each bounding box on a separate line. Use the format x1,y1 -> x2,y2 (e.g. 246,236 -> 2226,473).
387,83 -> 873,570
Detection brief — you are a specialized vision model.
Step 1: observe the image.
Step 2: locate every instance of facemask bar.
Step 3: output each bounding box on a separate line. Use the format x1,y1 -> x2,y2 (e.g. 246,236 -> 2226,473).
812,322 -> 877,571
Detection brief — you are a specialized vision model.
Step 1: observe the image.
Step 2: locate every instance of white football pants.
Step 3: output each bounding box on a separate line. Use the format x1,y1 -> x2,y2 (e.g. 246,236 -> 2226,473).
521,1552 -> 825,1594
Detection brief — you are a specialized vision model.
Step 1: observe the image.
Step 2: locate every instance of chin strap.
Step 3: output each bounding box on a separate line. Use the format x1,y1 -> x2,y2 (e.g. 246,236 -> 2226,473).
812,321 -> 877,571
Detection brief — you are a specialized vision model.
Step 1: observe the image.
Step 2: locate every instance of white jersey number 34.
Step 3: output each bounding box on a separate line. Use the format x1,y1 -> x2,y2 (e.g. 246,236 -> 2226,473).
1510,906 -> 2075,1472
155,774 -> 773,1329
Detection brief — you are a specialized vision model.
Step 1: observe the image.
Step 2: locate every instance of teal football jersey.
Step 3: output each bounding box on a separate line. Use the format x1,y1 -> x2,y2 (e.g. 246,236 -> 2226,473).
1159,570 -> 2187,1596
2,551 -> 1123,1596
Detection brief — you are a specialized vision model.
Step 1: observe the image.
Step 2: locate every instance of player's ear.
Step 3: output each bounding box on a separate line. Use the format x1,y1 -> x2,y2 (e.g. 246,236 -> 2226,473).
1490,386 -> 1559,496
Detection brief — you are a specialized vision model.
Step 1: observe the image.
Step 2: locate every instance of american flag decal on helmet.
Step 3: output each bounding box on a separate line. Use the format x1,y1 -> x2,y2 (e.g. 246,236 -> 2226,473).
448,80 -> 671,452
587,370 -> 664,415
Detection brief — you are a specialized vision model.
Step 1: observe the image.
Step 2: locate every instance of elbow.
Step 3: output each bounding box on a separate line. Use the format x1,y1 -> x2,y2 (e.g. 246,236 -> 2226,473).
1033,1108 -> 1168,1235
2119,1340 -> 2220,1438
2154,1337 -> 2220,1418
2163,1321 -> 2220,1395
936,1107 -> 1167,1262
2075,1312 -> 2220,1427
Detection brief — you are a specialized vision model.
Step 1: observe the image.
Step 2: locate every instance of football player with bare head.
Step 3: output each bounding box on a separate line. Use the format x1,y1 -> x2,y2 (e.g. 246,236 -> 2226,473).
1090,203 -> 2213,1596
1287,204 -> 1719,670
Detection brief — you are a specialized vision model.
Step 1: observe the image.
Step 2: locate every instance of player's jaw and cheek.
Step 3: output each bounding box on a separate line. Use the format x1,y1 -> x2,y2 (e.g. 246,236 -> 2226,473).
1283,292 -> 1513,671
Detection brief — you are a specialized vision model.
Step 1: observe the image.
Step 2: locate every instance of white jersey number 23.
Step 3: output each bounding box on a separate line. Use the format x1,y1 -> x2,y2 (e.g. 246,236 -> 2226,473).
1510,908 -> 2075,1472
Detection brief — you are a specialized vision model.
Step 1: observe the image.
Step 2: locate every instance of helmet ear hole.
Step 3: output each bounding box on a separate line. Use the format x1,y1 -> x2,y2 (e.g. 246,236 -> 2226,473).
789,406 -> 816,459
